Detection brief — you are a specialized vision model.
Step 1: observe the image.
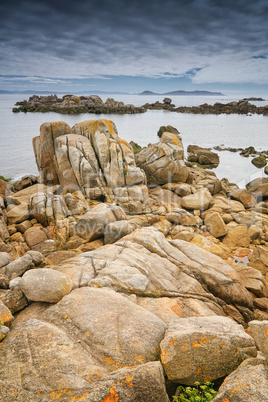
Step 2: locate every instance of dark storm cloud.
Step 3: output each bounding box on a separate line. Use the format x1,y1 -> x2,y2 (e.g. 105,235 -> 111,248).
0,0 -> 268,83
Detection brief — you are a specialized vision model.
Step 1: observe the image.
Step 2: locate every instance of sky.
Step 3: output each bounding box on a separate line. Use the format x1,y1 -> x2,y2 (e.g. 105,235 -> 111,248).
0,0 -> 268,95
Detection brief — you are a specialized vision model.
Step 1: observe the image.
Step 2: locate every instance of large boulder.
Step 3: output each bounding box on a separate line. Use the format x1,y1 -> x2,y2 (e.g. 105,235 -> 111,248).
0,287 -> 168,400
248,320 -> 268,360
55,228 -> 253,316
135,131 -> 189,185
187,145 -> 219,167
33,119 -> 148,213
181,189 -> 213,210
19,268 -> 72,302
160,316 -> 256,385
32,121 -> 72,185
75,203 -> 127,241
213,357 -> 268,402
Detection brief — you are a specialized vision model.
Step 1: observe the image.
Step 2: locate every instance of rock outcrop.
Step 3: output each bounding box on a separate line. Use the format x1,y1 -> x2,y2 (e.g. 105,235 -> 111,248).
135,131 -> 189,185
2,118 -> 268,400
13,94 -> 146,114
33,119 -> 148,214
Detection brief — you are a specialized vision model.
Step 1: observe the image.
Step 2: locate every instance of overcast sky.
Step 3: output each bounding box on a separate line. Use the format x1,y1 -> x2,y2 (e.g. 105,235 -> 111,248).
0,0 -> 268,94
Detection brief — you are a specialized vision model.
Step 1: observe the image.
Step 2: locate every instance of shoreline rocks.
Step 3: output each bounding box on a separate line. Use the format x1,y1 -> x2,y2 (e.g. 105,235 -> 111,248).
1,119 -> 268,400
143,98 -> 268,115
13,94 -> 146,114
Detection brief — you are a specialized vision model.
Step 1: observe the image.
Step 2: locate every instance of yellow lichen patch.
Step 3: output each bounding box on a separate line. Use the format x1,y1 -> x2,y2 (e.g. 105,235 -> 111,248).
100,387 -> 119,402
221,342 -> 226,347
135,354 -> 145,363
222,399 -> 230,402
105,356 -> 116,365
49,389 -> 72,399
103,120 -> 114,136
125,376 -> 133,388
161,350 -> 168,363
196,367 -> 201,374
264,325 -> 268,337
169,339 -> 175,347
182,344 -> 188,349
63,314 -> 68,319
200,337 -> 209,345
192,341 -> 199,348
204,376 -> 212,382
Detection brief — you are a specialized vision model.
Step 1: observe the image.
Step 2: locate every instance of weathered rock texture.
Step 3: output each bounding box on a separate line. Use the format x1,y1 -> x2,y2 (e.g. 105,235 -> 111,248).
135,131 -> 189,185
33,119 -> 148,213
160,316 -> 256,384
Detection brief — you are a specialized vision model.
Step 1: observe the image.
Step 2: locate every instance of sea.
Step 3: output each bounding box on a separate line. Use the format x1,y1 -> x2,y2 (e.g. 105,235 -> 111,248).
0,93 -> 268,188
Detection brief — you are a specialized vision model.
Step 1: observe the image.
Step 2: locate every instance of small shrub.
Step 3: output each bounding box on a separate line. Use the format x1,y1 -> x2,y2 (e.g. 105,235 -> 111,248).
173,381 -> 217,402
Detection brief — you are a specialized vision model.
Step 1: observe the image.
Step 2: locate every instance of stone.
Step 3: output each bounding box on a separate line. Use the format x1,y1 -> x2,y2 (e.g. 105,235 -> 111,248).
223,224 -> 250,248
20,268 -> 72,303
55,227 -> 253,312
15,220 -> 32,233
170,226 -> 195,242
248,224 -> 262,240
45,250 -> 78,266
135,131 -> 189,185
0,300 -> 14,326
248,320 -> 268,360
24,226 -> 48,248
187,145 -> 220,167
104,220 -> 132,244
33,121 -> 72,185
0,252 -> 12,269
0,178 -> 11,200
0,300 -> 168,401
75,203 -> 126,241
204,211 -> 227,238
181,189 -> 213,210
6,202 -> 29,225
213,357 -> 268,402
230,188 -> 257,209
248,246 -> 268,274
0,274 -> 9,289
0,325 -> 10,341
160,316 -> 257,385
5,253 -> 34,279
235,265 -> 268,297
252,155 -> 267,168
27,250 -> 44,266
166,209 -> 201,226
30,191 -> 69,226
0,289 -> 28,314
9,277 -> 22,290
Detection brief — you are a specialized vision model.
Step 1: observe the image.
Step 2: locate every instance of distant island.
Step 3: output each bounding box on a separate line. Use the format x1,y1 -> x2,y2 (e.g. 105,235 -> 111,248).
139,90 -> 224,96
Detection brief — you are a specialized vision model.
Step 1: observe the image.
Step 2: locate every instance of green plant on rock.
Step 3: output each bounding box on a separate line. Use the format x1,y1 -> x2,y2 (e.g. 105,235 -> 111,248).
172,381 -> 217,402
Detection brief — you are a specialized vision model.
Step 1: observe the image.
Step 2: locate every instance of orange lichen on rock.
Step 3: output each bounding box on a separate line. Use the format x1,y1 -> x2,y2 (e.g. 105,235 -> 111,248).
101,387 -> 119,402
125,376 -> 133,388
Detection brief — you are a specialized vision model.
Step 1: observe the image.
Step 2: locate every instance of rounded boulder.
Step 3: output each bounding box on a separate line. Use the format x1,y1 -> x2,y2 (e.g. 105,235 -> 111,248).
20,268 -> 72,303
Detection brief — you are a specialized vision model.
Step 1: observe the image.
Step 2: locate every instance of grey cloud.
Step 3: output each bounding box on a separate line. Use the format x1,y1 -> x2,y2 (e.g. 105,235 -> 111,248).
0,0 -> 268,82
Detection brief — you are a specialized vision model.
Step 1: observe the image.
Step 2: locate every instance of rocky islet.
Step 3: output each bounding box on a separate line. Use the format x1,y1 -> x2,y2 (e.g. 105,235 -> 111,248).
1,119 -> 268,400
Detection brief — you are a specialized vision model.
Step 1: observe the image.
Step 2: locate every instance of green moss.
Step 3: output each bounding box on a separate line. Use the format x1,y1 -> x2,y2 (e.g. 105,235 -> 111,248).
0,175 -> 11,182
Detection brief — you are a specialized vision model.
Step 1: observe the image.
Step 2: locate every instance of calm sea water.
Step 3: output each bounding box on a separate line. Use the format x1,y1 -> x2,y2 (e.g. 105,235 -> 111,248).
0,93 -> 267,187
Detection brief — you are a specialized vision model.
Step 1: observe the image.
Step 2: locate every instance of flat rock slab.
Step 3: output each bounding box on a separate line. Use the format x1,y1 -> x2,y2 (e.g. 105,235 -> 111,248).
160,316 -> 257,384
